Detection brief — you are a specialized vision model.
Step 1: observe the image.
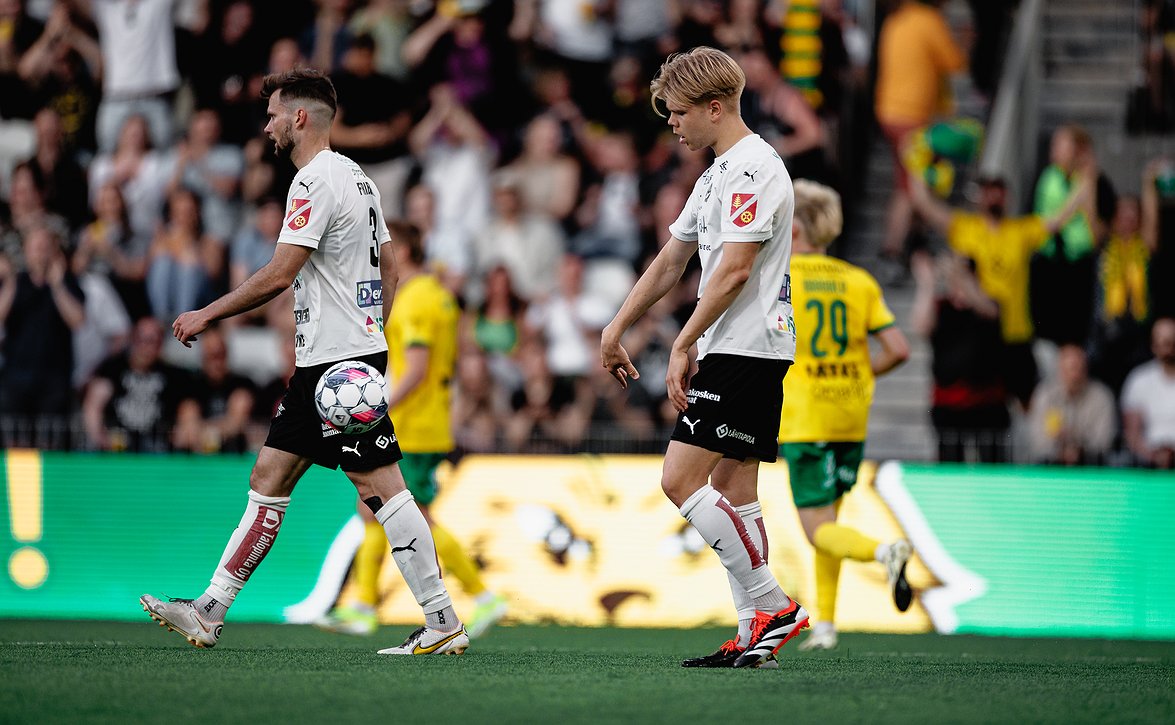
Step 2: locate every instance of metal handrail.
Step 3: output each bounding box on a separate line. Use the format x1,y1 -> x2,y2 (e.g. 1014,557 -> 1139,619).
979,0 -> 1046,212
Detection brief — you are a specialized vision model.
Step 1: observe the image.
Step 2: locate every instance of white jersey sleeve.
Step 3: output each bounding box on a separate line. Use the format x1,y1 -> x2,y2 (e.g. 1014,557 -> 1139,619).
718,158 -> 788,243
278,173 -> 336,249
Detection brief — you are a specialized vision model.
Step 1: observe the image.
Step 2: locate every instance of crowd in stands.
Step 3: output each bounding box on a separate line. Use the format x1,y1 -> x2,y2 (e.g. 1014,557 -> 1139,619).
0,0 -> 1171,469
908,121 -> 1175,468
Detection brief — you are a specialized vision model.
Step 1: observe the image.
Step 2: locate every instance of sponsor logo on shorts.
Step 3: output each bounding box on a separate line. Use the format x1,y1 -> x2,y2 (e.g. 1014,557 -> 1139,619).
715,424 -> 755,445
686,389 -> 722,404
356,279 -> 383,308
341,443 -> 361,457
682,416 -> 701,434
321,423 -> 340,438
376,435 -> 391,449
294,308 -> 311,324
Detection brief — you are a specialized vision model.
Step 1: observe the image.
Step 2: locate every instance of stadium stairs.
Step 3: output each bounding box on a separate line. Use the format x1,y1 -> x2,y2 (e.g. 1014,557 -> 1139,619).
850,0 -> 1156,462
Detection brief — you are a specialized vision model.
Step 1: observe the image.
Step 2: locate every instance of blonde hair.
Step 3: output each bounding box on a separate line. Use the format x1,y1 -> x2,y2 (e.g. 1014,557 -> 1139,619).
793,179 -> 843,249
650,46 -> 746,116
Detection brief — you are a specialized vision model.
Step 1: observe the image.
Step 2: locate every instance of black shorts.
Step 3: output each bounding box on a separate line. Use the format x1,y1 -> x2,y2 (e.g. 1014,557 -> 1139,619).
264,352 -> 403,472
669,353 -> 791,462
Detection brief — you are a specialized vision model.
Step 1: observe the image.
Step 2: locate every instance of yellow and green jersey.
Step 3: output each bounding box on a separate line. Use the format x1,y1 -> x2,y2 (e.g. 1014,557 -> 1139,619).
947,212 -> 1049,344
385,274 -> 458,453
779,254 -> 895,443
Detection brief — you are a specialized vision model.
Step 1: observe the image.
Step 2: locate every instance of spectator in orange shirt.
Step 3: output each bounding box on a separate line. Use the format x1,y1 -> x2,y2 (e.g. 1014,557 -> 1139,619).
874,0 -> 966,261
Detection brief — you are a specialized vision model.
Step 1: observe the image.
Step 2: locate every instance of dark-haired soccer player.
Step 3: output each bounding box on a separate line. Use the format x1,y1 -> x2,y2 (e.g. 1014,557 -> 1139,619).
140,69 -> 467,656
601,46 -> 807,669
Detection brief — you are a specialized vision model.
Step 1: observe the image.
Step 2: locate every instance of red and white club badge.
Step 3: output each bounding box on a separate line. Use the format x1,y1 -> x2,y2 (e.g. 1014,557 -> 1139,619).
287,198 -> 312,230
729,192 -> 758,228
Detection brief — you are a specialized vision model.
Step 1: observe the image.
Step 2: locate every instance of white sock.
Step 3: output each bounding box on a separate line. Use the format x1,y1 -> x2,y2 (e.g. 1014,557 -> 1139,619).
679,485 -> 777,601
728,501 -> 767,645
375,490 -> 454,622
205,489 -> 290,610
874,541 -> 892,563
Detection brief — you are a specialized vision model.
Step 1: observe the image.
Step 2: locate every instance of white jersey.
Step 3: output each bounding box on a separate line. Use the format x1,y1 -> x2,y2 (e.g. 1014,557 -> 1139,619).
669,134 -> 796,361
278,150 -> 391,367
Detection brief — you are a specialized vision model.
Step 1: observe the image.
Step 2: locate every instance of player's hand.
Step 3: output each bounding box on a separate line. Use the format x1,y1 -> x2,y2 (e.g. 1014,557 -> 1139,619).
173,309 -> 210,347
46,254 -> 66,287
666,347 -> 690,412
600,335 -> 639,390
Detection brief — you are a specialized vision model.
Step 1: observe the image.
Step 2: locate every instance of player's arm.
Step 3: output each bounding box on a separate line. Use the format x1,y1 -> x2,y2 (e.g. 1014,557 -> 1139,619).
910,251 -> 939,337
173,243 -> 312,346
1122,409 -> 1149,461
870,325 -> 909,376
0,255 -> 17,325
220,387 -> 255,440
380,239 -> 397,325
600,235 -> 695,387
908,174 -> 955,236
47,259 -> 85,331
1142,159 -> 1163,252
665,240 -> 759,411
387,345 -> 428,409
81,377 -> 113,449
1042,171 -> 1092,235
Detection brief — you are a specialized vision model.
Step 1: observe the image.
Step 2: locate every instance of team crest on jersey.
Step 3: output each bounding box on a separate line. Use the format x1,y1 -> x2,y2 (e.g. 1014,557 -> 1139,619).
287,198 -> 312,230
729,192 -> 758,228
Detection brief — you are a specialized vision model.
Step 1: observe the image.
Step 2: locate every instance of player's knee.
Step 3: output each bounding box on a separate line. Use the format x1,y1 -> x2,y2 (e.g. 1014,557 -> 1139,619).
247,460 -> 294,498
660,474 -> 690,508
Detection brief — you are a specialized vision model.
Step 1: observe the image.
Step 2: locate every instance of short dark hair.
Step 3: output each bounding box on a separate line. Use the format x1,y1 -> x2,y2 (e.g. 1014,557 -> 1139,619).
388,219 -> 425,265
261,68 -> 337,118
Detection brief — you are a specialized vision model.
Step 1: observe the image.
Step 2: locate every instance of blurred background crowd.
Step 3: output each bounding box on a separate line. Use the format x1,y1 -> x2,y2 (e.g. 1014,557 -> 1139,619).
0,0 -> 1172,468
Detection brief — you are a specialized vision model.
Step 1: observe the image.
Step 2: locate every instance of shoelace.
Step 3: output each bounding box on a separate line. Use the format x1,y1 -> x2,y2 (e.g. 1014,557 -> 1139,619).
747,612 -> 773,645
400,626 -> 427,647
718,639 -> 741,654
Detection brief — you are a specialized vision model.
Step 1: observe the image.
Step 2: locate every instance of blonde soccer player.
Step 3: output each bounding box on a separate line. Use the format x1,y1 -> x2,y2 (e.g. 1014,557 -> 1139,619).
602,46 -> 806,669
780,179 -> 914,651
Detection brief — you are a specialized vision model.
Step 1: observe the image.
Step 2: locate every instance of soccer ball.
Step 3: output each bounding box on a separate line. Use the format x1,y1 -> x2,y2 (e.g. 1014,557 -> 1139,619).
314,360 -> 389,435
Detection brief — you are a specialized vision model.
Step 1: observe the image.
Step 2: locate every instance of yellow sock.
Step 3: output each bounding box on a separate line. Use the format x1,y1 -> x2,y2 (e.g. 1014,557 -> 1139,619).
814,550 -> 842,624
354,522 -> 387,607
431,521 -> 487,597
813,522 -> 879,563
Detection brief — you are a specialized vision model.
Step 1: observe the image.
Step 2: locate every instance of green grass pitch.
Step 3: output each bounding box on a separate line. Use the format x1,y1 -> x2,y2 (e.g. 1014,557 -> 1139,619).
2,621 -> 1173,724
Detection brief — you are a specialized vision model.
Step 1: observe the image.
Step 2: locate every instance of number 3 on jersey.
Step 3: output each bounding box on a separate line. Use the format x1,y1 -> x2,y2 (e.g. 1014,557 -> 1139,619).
368,207 -> 379,268
806,299 -> 848,357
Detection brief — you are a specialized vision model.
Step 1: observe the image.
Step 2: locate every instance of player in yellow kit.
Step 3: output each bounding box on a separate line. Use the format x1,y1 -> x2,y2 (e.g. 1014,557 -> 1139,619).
319,221 -> 507,637
780,180 -> 913,651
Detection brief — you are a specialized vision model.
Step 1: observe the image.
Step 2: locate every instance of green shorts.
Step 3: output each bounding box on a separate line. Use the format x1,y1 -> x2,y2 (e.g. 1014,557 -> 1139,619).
397,452 -> 447,506
779,441 -> 865,509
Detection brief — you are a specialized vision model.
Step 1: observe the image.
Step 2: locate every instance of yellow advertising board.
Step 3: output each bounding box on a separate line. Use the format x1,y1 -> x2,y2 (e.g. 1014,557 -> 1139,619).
343,455 -> 935,632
